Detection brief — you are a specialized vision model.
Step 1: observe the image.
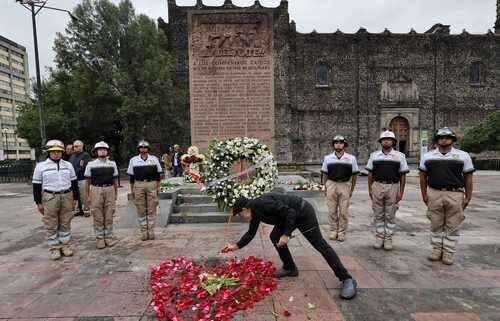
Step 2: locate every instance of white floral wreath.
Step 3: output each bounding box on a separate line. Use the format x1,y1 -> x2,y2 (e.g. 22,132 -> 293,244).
202,137 -> 278,210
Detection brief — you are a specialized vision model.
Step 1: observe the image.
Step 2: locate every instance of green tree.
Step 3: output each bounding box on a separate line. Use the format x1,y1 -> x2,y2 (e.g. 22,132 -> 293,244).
16,73 -> 76,153
17,0 -> 187,163
460,110 -> 500,153
117,14 -> 187,159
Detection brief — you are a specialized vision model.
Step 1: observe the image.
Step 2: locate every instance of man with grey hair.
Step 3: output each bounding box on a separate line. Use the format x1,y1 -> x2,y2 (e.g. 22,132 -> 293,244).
69,140 -> 92,216
171,144 -> 184,177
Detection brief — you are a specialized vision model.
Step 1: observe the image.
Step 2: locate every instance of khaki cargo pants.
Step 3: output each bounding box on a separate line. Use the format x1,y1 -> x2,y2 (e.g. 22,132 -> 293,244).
133,181 -> 158,230
42,191 -> 74,250
427,188 -> 465,254
89,185 -> 116,240
326,180 -> 352,237
372,181 -> 399,241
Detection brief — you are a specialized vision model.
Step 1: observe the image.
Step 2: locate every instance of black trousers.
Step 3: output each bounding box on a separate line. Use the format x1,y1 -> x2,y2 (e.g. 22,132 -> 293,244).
172,165 -> 183,177
270,201 -> 352,281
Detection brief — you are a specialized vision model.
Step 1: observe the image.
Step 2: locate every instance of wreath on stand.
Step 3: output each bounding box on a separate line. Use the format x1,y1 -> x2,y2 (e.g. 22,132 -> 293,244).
202,137 -> 278,210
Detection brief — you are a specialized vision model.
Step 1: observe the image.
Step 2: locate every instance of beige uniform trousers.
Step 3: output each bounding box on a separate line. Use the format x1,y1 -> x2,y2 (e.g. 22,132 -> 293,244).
42,191 -> 74,250
133,181 -> 158,229
372,181 -> 399,241
426,188 -> 465,254
89,185 -> 116,239
325,180 -> 352,236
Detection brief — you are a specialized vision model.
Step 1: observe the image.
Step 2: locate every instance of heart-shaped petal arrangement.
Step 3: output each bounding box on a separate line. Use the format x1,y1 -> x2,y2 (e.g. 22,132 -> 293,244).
150,256 -> 278,321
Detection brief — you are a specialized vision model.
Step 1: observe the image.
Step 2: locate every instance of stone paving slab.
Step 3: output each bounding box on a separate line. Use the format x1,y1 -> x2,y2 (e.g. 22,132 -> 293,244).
412,313 -> 483,321
1,176 -> 500,321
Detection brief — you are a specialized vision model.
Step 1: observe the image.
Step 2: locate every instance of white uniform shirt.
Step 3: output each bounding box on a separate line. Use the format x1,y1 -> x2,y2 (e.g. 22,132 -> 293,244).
419,147 -> 474,189
321,152 -> 359,182
127,154 -> 162,180
32,159 -> 77,192
366,149 -> 409,181
85,158 -> 119,185
84,158 -> 119,177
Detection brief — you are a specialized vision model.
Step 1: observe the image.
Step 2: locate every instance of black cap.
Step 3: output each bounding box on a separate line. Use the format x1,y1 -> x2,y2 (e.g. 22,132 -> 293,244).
332,134 -> 348,147
232,197 -> 249,216
434,127 -> 457,142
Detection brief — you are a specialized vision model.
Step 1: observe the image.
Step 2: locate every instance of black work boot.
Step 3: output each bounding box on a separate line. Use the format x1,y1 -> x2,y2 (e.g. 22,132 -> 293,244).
340,278 -> 357,300
272,268 -> 299,278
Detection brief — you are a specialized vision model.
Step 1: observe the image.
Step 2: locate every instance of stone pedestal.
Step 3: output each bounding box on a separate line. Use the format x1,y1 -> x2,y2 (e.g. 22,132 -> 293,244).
188,11 -> 275,152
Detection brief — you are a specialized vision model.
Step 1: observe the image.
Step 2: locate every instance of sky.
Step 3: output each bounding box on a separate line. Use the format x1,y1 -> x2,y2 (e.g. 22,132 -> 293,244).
0,0 -> 496,78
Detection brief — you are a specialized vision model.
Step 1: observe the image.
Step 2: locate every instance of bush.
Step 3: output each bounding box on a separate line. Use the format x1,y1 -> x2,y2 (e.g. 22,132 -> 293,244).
460,111 -> 500,153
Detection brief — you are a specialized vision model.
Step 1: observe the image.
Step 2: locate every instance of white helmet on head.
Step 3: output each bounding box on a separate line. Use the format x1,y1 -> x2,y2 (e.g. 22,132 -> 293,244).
378,130 -> 397,143
93,141 -> 110,151
137,140 -> 150,149
45,139 -> 65,152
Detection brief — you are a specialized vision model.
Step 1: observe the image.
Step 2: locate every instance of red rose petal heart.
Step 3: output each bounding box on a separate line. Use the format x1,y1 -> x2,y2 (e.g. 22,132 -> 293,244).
150,256 -> 278,321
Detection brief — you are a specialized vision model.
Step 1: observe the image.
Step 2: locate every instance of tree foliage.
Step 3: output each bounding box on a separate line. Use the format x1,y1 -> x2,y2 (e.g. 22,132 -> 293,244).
17,0 -> 188,163
460,110 -> 500,153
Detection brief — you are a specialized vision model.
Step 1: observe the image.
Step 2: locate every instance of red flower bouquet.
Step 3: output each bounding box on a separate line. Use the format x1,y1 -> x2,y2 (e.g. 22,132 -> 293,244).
150,256 -> 278,321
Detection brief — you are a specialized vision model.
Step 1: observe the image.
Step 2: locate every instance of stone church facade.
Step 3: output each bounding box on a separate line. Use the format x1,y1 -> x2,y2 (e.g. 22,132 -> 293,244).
160,0 -> 500,164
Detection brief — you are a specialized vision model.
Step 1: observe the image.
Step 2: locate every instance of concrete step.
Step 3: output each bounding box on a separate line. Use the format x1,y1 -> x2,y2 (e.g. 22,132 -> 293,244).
173,203 -> 220,213
177,194 -> 213,204
177,188 -> 205,195
159,187 -> 207,200
169,212 -> 245,224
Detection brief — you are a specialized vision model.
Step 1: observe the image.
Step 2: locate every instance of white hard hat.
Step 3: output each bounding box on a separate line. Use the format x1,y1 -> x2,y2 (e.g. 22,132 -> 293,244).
73,140 -> 84,147
137,140 -> 150,149
46,139 -> 65,152
378,130 -> 397,143
93,141 -> 110,151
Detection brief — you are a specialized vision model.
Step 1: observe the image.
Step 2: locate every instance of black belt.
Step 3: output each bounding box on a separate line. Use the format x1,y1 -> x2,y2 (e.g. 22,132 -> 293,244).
136,179 -> 156,182
92,183 -> 113,187
375,179 -> 399,184
44,189 -> 71,194
432,187 -> 465,193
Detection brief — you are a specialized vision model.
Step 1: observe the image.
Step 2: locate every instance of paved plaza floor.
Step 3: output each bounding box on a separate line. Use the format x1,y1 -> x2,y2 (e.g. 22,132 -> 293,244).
1,175 -> 499,321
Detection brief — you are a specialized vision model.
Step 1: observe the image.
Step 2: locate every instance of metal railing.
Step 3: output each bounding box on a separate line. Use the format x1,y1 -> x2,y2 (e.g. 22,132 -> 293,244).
0,160 -> 35,183
473,159 -> 500,171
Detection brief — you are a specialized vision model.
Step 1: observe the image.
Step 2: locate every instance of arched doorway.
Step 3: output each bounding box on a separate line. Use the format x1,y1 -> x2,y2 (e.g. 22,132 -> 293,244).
389,116 -> 410,155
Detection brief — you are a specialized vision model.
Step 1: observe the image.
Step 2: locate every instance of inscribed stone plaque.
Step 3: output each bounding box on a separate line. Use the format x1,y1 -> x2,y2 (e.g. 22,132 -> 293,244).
188,11 -> 275,151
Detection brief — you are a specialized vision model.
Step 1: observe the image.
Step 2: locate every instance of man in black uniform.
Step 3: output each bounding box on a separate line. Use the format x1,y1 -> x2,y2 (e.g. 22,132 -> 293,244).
226,193 -> 357,300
